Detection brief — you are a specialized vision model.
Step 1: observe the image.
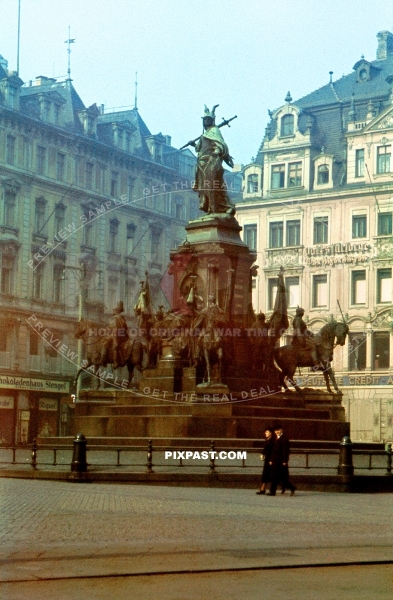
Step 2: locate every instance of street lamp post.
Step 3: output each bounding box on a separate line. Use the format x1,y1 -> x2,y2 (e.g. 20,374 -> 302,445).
65,262 -> 87,402
76,262 -> 86,401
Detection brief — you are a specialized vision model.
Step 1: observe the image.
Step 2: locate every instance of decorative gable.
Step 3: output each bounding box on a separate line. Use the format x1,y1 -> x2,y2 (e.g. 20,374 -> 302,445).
363,98 -> 393,132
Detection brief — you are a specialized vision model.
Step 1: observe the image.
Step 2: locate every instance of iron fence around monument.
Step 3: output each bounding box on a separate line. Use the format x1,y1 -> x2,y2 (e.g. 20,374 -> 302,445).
0,440 -> 391,475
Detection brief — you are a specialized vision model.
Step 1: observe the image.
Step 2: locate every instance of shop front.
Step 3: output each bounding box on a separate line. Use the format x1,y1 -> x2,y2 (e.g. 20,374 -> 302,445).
0,374 -> 71,445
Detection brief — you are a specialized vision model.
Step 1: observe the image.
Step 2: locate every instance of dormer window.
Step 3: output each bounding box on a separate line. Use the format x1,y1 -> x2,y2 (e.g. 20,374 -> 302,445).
353,57 -> 374,84
247,174 -> 258,193
281,114 -> 294,136
317,164 -> 329,184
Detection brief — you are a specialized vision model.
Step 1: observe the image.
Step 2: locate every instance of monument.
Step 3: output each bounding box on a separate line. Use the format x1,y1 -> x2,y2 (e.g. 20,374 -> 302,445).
67,106 -> 350,444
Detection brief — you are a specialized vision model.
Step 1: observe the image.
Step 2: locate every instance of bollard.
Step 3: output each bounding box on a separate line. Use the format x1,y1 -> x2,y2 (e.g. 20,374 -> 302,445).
209,440 -> 216,473
31,438 -> 37,470
337,436 -> 354,477
71,433 -> 87,473
146,439 -> 154,474
385,443 -> 393,475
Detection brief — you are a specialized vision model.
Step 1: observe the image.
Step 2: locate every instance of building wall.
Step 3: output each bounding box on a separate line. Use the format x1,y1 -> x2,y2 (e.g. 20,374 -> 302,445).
237,34 -> 393,442
0,64 -> 199,443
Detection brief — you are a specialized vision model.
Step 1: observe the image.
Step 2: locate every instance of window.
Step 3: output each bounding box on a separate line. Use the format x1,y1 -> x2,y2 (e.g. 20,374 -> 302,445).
23,138 -> 31,169
244,224 -> 257,250
110,172 -> 119,197
281,114 -> 294,136
355,149 -> 364,177
6,135 -> 15,165
8,85 -> 17,109
82,220 -> 93,247
109,219 -> 119,252
312,274 -> 328,307
37,145 -> 46,175
317,164 -> 329,184
125,132 -> 132,152
96,164 -> 105,192
268,278 -> 278,310
54,203 -> 66,236
287,162 -> 302,187
126,223 -> 136,256
151,228 -> 161,255
127,176 -> 135,201
286,276 -> 300,308
53,265 -> 64,302
269,221 -> 283,248
286,220 -> 301,246
271,164 -> 285,189
352,215 -> 367,238
247,174 -> 258,193
348,332 -> 367,371
56,153 -> 65,181
377,268 -> 392,303
30,330 -> 39,356
4,192 -> 16,227
175,199 -> 183,219
378,212 -> 392,236
34,199 -> 46,234
373,332 -> 390,370
0,256 -> 14,294
165,192 -> 173,214
33,266 -> 44,299
313,216 -> 328,244
108,279 -> 117,311
54,104 -> 61,125
85,162 -> 93,189
74,157 -> 80,185
351,270 -> 366,305
377,145 -> 391,174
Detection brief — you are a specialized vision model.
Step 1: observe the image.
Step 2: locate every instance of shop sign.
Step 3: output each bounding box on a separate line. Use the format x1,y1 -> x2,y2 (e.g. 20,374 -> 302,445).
0,376 -> 69,393
39,398 -> 58,411
296,374 -> 393,387
0,396 -> 14,409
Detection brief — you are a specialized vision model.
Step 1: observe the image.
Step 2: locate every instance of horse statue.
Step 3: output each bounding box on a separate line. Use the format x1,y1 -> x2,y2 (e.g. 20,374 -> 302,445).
274,320 -> 349,394
193,294 -> 227,385
74,318 -> 144,390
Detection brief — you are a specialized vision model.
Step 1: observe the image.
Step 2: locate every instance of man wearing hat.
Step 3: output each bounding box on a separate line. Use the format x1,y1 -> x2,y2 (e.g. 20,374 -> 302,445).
190,105 -> 236,216
268,423 -> 296,496
101,301 -> 129,370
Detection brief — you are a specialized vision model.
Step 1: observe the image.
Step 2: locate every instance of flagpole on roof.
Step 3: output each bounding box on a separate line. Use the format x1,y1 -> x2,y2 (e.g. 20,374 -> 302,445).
65,25 -> 76,81
16,0 -> 21,75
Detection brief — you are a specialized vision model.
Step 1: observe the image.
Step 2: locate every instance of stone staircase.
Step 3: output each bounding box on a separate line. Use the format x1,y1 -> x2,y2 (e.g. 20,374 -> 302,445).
63,388 -> 349,443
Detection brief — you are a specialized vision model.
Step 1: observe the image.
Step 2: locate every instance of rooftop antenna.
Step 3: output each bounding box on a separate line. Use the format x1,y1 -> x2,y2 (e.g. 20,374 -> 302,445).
16,0 -> 21,74
64,26 -> 75,80
134,71 -> 138,109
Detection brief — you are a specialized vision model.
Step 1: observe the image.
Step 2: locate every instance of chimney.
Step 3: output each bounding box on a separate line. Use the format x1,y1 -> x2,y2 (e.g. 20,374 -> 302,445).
376,30 -> 393,60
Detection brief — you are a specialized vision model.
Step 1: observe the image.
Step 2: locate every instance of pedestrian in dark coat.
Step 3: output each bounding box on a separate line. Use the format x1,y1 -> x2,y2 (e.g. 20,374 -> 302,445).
268,424 -> 296,496
256,428 -> 275,495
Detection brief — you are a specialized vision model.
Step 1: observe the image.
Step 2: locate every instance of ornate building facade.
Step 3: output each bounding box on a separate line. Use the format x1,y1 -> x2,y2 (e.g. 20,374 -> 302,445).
0,54 -> 202,444
237,31 -> 393,442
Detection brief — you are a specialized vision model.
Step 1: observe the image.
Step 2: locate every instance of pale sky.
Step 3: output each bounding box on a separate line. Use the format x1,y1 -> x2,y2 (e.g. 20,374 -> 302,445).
1,0 -> 392,164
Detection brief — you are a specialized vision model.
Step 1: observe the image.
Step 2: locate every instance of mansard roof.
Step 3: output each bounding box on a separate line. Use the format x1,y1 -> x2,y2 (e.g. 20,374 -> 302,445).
295,54 -> 393,109
257,34 -> 393,186
98,108 -> 151,136
20,79 -> 85,132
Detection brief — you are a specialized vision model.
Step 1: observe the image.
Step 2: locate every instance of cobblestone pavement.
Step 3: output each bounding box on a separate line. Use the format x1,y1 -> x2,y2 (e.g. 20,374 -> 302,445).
0,479 -> 392,599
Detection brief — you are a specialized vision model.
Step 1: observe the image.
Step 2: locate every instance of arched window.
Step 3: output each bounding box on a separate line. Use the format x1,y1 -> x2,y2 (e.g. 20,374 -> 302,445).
317,164 -> 329,184
247,174 -> 258,193
281,114 -> 294,136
